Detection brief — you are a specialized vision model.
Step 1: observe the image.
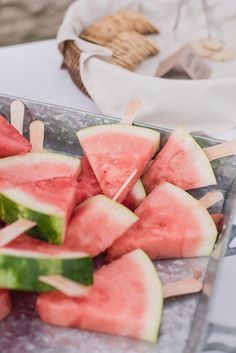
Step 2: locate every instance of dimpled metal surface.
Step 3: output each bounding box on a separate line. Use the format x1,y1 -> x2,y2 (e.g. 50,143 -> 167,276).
0,94 -> 235,353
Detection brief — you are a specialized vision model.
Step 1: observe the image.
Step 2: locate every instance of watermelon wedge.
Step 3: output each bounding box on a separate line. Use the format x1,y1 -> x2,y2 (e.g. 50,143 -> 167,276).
0,290 -> 11,321
123,179 -> 146,211
36,249 -> 163,343
0,115 -> 31,158
142,126 -> 216,193
65,195 -> 138,256
0,152 -> 81,189
0,247 -> 92,291
76,156 -> 146,211
107,182 -> 218,261
0,177 -> 77,244
77,125 -> 160,201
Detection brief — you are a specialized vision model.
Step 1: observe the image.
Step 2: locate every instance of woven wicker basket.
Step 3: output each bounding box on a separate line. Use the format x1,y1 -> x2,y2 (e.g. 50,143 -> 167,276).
62,40 -> 89,96
61,11 -> 159,98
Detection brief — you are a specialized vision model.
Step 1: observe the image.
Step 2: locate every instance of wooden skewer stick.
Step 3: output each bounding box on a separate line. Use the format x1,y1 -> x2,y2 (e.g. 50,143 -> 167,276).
204,139 -> 236,162
121,99 -> 142,125
10,100 -> 25,134
38,275 -> 91,297
29,120 -> 45,153
112,169 -> 137,202
163,278 -> 203,299
39,274 -> 202,299
199,190 -> 224,209
0,219 -> 36,247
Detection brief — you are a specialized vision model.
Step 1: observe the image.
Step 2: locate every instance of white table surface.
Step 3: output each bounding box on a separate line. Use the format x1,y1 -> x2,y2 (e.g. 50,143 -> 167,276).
0,38 -> 235,140
0,38 -> 236,351
0,39 -> 100,115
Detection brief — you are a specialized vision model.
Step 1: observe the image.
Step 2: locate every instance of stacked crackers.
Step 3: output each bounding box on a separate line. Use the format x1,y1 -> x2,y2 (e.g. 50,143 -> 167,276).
80,10 -> 159,70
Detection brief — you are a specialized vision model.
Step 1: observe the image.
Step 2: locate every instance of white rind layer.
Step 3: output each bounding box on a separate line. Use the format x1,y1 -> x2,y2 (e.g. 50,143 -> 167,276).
174,126 -> 217,187
1,188 -> 64,217
76,195 -> 139,225
0,248 -> 89,259
77,124 -> 160,153
129,249 -> 163,342
0,152 -> 81,176
130,179 -> 146,204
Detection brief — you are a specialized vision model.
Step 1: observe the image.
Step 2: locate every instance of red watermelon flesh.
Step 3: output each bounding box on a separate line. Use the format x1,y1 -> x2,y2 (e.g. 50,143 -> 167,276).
0,290 -> 11,321
211,213 -> 224,233
16,177 -> 78,221
0,152 -> 81,188
107,182 -> 218,261
75,156 -> 102,205
0,115 -> 31,158
36,249 -> 163,343
142,126 -> 216,193
65,195 -> 138,257
76,156 -> 146,211
77,125 -> 160,202
6,233 -> 75,255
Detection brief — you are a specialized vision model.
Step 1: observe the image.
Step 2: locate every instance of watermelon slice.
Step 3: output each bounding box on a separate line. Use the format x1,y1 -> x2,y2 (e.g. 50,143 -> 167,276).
0,290 -> 11,321
107,182 -> 218,261
65,195 -> 138,257
36,249 -> 163,342
142,126 -> 216,193
77,125 -> 160,201
75,156 -> 102,205
0,177 -> 77,244
0,247 -> 92,291
123,179 -> 146,211
0,115 -> 31,158
0,152 -> 81,188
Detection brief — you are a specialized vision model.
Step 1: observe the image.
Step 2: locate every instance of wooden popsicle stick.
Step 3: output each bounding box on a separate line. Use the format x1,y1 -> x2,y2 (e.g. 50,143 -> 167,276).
113,169 -> 137,201
0,219 -> 36,247
29,120 -> 45,152
39,275 -> 202,299
10,100 -> 25,134
204,139 -> 236,162
121,99 -> 142,125
199,190 -> 223,209
38,275 -> 91,297
162,278 -> 203,299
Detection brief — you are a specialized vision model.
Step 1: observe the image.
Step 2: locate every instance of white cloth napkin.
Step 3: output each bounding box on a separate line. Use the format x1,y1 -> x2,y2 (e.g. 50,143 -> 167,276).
57,0 -> 236,137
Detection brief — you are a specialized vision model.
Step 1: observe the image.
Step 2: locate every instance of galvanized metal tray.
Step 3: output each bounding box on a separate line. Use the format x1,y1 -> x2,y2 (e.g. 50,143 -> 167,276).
0,94 -> 235,353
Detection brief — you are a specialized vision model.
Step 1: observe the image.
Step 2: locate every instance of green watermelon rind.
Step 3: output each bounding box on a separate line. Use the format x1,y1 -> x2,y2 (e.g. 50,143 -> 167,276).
129,249 -> 163,342
77,124 -> 160,155
0,248 -> 93,291
0,193 -> 64,245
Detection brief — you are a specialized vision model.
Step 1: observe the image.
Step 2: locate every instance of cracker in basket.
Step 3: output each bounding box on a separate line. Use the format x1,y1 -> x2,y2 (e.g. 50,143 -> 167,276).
116,10 -> 159,34
80,10 -> 159,46
107,31 -> 159,70
80,14 -> 132,45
